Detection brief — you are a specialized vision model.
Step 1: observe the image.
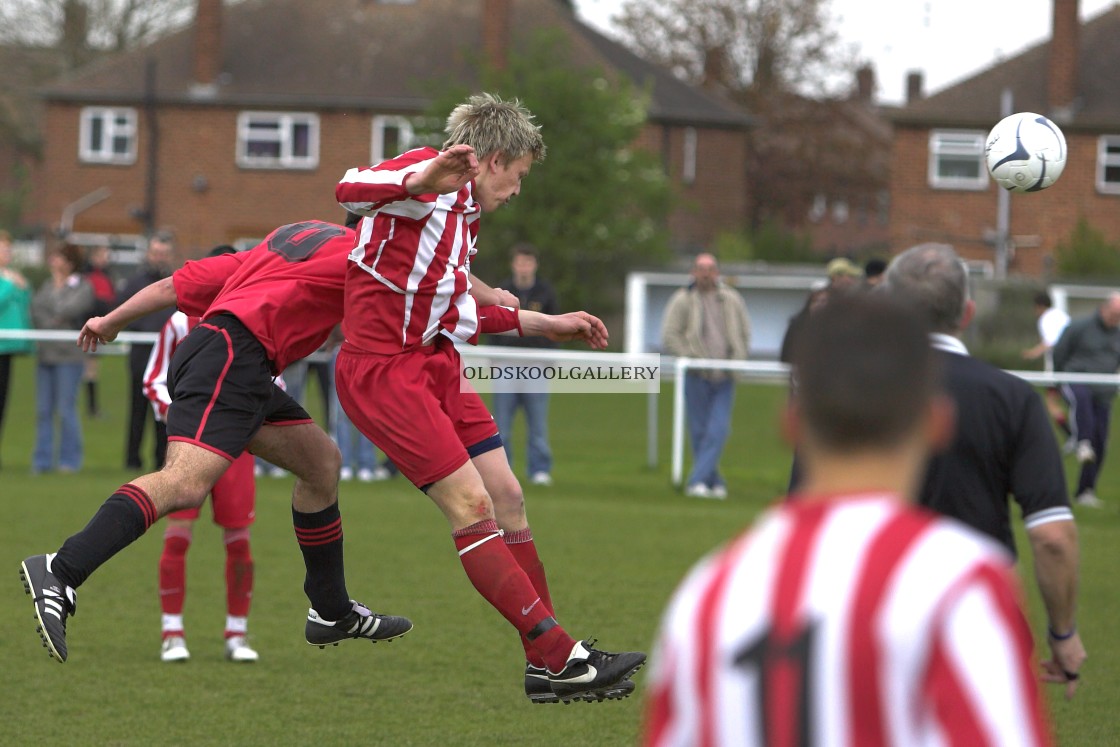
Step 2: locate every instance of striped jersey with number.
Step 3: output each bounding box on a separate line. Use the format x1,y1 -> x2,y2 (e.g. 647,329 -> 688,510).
643,494 -> 1051,747
336,146 -> 483,354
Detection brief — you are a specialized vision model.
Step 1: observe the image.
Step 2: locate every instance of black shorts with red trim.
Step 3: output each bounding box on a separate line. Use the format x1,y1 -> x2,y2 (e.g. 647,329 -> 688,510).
166,313 -> 312,460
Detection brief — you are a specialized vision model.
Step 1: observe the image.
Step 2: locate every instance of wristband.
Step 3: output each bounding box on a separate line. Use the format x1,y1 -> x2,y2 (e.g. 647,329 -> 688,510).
1048,625 -> 1076,641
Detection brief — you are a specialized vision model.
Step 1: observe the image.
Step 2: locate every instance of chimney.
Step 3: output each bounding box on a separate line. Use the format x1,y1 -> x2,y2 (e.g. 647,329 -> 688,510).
854,64 -> 875,104
906,71 -> 924,104
1048,0 -> 1079,118
482,0 -> 510,71
192,0 -> 222,95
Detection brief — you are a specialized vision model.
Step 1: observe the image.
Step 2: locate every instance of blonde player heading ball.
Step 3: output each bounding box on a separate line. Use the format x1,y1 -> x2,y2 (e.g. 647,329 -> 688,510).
644,293 -> 1053,747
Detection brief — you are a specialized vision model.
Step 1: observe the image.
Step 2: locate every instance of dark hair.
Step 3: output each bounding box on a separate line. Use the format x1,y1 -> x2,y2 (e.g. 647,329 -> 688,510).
56,243 -> 85,272
793,293 -> 937,452
864,257 -> 887,278
1033,290 -> 1053,308
208,244 -> 237,258
511,242 -> 537,260
344,211 -> 361,230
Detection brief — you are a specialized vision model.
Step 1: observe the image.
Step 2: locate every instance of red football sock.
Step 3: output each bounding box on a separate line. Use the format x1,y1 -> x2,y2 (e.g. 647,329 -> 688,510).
453,520 -> 576,672
159,525 -> 192,617
505,527 -> 555,668
224,527 -> 254,620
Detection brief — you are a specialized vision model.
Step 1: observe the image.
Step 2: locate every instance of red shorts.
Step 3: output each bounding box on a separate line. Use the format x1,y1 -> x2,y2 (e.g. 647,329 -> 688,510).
167,452 -> 256,528
335,336 -> 498,488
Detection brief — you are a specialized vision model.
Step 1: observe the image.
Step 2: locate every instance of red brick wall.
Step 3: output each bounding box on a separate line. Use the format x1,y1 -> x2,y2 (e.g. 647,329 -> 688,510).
889,124 -> 1120,277
31,102 -> 750,260
637,123 -> 749,253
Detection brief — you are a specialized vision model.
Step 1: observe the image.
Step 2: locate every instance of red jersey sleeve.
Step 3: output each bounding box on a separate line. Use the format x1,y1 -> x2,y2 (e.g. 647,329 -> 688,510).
477,305 -> 522,336
172,253 -> 248,317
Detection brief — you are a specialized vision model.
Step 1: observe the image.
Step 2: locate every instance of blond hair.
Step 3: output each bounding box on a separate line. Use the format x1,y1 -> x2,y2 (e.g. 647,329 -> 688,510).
443,93 -> 546,163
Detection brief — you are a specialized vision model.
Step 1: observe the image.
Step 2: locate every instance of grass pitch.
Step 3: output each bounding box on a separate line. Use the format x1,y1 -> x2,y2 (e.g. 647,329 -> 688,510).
1,355 -> 1116,745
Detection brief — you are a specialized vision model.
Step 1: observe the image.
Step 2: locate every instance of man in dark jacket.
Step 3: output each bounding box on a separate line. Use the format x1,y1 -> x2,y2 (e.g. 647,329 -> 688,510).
118,232 -> 175,469
488,244 -> 559,486
1053,292 -> 1120,507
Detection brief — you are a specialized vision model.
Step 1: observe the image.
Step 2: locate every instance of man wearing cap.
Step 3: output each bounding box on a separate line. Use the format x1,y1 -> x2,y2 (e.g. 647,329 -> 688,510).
825,256 -> 863,291
661,253 -> 752,499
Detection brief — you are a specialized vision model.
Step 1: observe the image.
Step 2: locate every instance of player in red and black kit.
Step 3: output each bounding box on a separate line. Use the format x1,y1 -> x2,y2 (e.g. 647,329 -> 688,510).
336,93 -> 646,703
20,221 -> 412,664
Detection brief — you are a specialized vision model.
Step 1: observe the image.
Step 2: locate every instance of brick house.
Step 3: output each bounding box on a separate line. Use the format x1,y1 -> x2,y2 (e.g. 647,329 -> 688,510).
889,0 -> 1120,277
28,0 -> 751,258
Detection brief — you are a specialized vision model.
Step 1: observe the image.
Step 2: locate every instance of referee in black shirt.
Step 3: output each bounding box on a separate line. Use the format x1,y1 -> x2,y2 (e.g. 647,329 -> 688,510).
883,242 -> 1086,699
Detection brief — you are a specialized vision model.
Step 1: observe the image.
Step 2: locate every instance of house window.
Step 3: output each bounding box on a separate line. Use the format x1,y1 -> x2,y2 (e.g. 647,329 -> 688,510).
79,107 -> 137,164
1096,135 -> 1120,194
928,130 -> 987,190
371,115 -> 414,163
682,127 -> 697,185
236,112 -> 319,169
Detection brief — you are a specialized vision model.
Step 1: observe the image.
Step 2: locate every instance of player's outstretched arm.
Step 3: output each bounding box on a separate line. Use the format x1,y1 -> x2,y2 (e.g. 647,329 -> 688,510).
520,310 -> 609,350
405,144 -> 479,196
77,276 -> 178,352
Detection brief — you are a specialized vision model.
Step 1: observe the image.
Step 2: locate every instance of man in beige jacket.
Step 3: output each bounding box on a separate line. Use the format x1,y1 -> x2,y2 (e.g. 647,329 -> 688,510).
661,253 -> 751,498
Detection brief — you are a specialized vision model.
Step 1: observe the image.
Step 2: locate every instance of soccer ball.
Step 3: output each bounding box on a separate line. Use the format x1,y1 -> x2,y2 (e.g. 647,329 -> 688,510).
985,112 -> 1067,192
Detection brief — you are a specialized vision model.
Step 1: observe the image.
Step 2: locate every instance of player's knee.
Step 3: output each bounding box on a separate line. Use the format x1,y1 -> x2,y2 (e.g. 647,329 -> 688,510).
162,524 -> 193,556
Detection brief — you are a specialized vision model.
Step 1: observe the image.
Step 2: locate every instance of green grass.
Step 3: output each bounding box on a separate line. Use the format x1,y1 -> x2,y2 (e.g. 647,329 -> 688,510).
0,355 -> 1116,745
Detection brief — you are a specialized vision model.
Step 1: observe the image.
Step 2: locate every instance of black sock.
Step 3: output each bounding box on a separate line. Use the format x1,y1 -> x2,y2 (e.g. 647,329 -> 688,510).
293,503 -> 350,620
52,485 -> 158,589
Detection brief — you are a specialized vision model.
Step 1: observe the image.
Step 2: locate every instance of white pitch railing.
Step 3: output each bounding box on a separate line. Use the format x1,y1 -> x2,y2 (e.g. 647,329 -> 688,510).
4,330 -> 1120,488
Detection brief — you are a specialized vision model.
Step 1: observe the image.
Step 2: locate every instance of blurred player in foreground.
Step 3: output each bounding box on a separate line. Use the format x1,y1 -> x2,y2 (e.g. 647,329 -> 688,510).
142,246 -> 258,663
643,293 -> 1053,746
21,221 -> 412,664
336,93 -> 645,703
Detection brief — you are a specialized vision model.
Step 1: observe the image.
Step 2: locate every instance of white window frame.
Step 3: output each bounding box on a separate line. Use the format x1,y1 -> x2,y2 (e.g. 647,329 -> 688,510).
370,115 -> 414,164
236,111 -> 319,169
1096,135 -> 1120,194
928,129 -> 988,190
682,127 -> 697,185
79,107 -> 138,165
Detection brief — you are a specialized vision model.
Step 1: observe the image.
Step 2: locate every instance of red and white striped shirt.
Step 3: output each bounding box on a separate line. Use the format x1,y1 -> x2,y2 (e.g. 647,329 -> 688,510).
141,311 -> 193,421
644,494 -> 1051,747
336,147 -> 483,354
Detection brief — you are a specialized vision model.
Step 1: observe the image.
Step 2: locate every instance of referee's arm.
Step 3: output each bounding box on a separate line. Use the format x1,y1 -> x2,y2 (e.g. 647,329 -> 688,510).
1025,516 -> 1079,637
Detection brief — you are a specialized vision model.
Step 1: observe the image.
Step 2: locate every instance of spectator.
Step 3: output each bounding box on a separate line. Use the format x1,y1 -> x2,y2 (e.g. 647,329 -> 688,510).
644,293 -> 1054,746
862,256 -> 887,287
661,253 -> 751,499
1052,292 -> 1120,508
119,231 -> 175,470
824,256 -> 863,291
1023,290 -> 1073,447
30,244 -> 95,473
0,229 -> 33,470
883,242 -> 1086,693
488,243 -> 558,486
81,241 -> 118,418
778,286 -> 830,366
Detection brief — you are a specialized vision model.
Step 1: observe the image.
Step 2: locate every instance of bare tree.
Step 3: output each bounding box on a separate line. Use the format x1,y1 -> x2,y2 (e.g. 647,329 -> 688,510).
0,0 -> 194,67
612,0 -> 848,98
